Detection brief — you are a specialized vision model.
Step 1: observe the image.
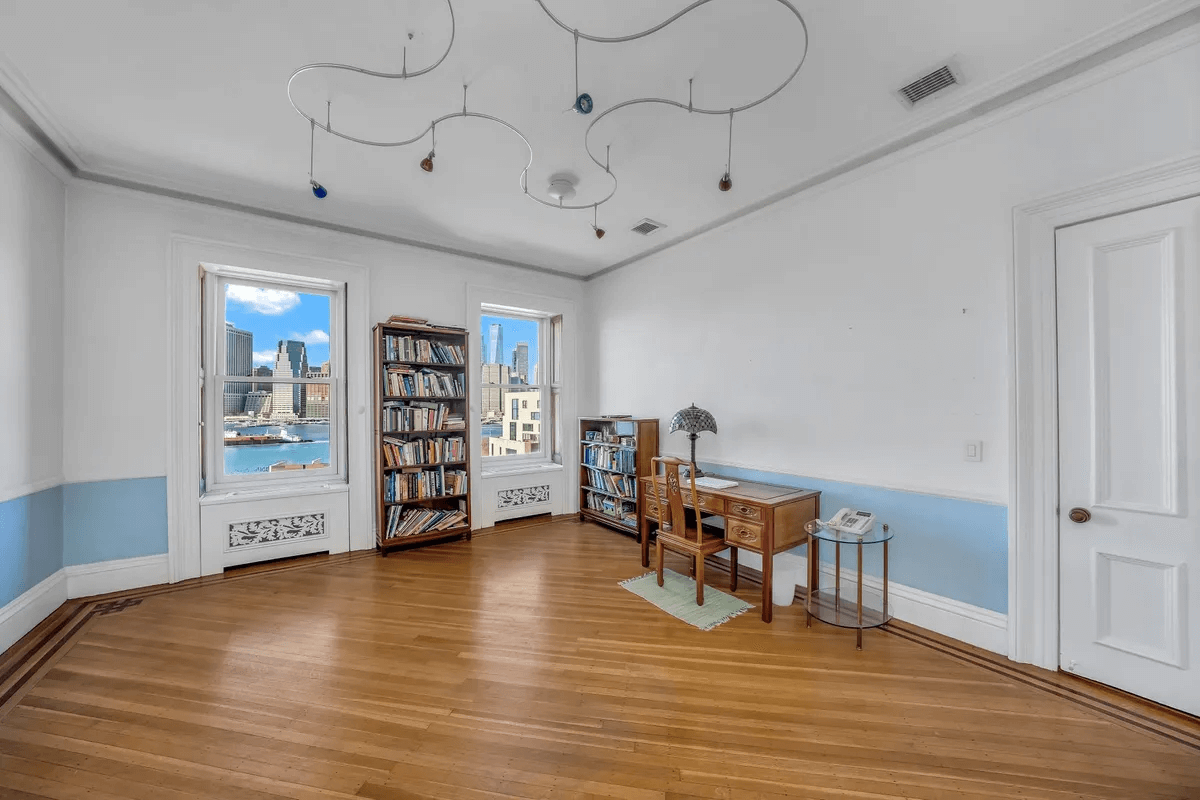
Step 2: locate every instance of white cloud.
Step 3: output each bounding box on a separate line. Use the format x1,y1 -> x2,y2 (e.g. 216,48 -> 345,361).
253,349 -> 277,366
290,329 -> 330,345
227,285 -> 300,315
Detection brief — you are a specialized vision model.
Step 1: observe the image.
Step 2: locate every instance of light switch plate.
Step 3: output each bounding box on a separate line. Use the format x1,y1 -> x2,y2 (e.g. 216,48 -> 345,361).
964,441 -> 983,462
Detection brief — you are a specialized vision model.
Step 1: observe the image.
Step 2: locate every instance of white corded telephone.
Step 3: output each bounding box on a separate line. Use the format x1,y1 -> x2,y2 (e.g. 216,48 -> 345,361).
825,508 -> 876,535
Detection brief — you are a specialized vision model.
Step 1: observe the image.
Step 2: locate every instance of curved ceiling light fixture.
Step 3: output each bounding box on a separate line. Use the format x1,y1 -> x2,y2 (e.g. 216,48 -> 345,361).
286,0 -> 808,233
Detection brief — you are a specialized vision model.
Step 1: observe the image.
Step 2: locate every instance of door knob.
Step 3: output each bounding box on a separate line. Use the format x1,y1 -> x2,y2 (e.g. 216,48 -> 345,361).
1068,507 -> 1091,524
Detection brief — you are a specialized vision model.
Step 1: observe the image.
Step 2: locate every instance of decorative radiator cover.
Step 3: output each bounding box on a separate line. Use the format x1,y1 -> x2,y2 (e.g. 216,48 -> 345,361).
497,485 -> 551,509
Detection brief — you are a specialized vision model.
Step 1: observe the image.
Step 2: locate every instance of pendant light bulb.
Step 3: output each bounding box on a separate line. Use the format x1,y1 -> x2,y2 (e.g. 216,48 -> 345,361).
310,180 -> 328,199
718,172 -> 732,192
594,226 -> 606,239
591,204 -> 605,239
420,151 -> 435,173
421,124 -> 436,173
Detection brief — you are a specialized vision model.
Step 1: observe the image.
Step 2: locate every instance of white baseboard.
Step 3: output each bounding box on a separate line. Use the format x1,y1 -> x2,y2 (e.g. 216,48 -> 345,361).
716,549 -> 1008,656
0,570 -> 67,654
65,554 -> 170,599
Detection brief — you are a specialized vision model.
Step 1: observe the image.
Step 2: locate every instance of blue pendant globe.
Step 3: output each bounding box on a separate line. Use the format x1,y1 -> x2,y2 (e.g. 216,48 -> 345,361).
311,182 -> 328,199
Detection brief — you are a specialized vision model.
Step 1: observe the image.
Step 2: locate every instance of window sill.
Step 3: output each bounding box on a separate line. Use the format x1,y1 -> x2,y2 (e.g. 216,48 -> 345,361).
200,480 -> 349,506
480,461 -> 564,479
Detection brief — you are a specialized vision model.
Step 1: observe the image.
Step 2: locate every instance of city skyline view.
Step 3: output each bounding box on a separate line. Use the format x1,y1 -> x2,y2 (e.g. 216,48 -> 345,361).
480,314 -> 538,377
225,284 -> 331,369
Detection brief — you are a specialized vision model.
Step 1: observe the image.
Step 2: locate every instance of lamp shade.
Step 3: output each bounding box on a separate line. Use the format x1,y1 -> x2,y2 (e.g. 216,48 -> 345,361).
669,404 -> 717,436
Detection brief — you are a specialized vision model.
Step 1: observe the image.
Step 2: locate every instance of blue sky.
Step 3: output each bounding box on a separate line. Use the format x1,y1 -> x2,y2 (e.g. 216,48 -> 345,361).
481,314 -> 539,378
225,284 -> 331,369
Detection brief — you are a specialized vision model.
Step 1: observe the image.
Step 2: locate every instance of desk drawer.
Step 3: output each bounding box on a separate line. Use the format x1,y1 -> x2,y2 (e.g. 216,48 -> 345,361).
685,492 -> 725,514
644,497 -> 662,520
727,501 -> 763,522
726,519 -> 764,549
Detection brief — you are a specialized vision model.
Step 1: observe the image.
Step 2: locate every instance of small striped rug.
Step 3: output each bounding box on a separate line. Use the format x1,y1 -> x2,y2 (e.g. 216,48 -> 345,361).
619,569 -> 753,631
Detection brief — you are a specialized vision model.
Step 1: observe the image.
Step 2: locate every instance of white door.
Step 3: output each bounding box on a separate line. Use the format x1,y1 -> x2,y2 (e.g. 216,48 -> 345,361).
1057,196 -> 1200,715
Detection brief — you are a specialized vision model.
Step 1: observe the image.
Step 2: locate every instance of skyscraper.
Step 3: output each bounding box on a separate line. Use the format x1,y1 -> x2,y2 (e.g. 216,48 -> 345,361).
223,322 -> 253,415
512,341 -> 529,384
271,339 -> 308,417
486,323 -> 503,365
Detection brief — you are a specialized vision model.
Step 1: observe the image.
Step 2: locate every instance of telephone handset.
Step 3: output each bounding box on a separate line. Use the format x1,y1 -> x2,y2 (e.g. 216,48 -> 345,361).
825,508 -> 876,535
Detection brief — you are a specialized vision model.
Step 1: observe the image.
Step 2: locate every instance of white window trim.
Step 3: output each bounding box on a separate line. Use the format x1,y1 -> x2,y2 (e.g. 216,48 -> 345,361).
479,304 -> 553,469
170,235 -> 372,584
201,264 -> 347,492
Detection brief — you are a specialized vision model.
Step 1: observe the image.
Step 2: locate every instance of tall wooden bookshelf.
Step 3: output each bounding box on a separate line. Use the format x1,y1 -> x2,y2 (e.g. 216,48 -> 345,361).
578,417 -> 659,536
373,321 -> 472,553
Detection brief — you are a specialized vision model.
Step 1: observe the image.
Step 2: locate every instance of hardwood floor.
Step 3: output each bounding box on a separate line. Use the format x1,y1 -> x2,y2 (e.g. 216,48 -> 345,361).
1,517 -> 1198,800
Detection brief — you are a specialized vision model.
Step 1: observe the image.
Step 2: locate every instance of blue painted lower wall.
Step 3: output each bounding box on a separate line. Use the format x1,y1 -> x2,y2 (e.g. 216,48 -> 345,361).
0,486 -> 64,607
697,462 -> 1008,613
1,477 -> 168,608
63,478 -> 168,566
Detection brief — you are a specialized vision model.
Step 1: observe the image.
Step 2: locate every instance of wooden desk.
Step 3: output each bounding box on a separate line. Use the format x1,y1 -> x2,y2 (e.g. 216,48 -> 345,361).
640,476 -> 821,622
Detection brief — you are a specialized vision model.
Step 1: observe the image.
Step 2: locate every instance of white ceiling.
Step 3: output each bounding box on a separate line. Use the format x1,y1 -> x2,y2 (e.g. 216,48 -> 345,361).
0,0 -> 1190,276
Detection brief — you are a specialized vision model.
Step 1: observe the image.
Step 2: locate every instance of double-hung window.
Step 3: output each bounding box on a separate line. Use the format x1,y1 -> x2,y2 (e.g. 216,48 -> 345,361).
480,305 -> 562,465
202,266 -> 345,491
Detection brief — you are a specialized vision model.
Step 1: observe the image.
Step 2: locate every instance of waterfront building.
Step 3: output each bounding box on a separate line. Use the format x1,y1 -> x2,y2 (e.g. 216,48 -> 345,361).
270,339 -> 308,417
223,322 -> 253,415
305,360 -> 331,418
243,390 -> 271,417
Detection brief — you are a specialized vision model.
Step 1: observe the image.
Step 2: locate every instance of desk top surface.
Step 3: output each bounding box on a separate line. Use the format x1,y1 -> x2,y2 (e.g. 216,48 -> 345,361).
642,474 -> 820,505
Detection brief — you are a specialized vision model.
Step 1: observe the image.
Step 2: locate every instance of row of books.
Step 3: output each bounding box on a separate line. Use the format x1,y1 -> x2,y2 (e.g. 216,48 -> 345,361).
383,467 -> 468,502
584,467 -> 635,499
582,492 -> 638,527
384,504 -> 468,538
384,367 -> 465,398
581,443 -> 636,473
383,335 -> 465,365
382,436 -> 465,468
382,401 -> 465,432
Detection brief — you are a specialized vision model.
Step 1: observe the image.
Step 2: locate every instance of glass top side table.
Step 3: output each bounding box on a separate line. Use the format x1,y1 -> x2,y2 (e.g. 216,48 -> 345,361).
804,520 -> 894,649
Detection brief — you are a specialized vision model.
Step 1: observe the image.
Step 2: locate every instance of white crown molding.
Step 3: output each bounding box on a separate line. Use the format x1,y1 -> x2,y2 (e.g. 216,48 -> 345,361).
0,52 -> 85,170
64,554 -> 170,600
0,475 -> 65,506
0,570 -> 67,656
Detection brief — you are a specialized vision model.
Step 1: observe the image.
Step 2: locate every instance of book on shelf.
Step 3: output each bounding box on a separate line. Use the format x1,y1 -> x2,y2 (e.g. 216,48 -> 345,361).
584,467 -> 635,499
385,501 -> 468,538
381,435 -> 465,468
383,334 -> 465,365
383,466 -> 468,502
581,442 -> 636,473
381,401 -> 465,432
383,367 -> 465,398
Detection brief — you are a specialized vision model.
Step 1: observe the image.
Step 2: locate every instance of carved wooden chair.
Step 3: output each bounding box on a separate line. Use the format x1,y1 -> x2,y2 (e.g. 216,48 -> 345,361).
648,456 -> 736,606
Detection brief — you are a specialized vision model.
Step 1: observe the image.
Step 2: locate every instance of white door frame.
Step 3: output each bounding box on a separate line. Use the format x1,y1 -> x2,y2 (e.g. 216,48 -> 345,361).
167,235 -> 373,583
1008,153 -> 1200,669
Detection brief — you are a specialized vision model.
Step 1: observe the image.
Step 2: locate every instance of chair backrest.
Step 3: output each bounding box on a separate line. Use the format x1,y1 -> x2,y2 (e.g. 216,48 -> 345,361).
650,456 -> 700,542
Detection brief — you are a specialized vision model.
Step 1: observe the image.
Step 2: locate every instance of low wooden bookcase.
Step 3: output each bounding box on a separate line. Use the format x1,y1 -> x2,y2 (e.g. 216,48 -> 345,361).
578,417 -> 659,536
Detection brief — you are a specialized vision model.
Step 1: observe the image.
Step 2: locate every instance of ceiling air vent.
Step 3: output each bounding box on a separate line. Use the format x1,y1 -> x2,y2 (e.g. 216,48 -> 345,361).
631,218 -> 666,236
896,63 -> 961,107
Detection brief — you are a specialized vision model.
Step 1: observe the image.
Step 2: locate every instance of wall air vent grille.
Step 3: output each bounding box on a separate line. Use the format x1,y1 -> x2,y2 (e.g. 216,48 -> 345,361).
631,219 -> 666,235
898,64 -> 959,106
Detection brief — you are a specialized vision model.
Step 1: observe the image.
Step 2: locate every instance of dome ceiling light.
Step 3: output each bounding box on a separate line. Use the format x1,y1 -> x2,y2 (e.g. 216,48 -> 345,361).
287,0 -> 809,235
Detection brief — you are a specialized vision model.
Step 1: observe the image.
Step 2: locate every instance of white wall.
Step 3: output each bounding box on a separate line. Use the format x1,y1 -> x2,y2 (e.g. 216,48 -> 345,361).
588,38 -> 1200,505
61,182 -> 586,533
0,113 -> 64,500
